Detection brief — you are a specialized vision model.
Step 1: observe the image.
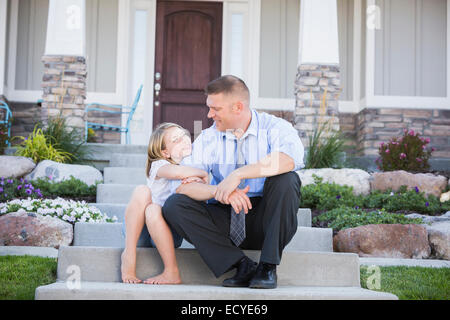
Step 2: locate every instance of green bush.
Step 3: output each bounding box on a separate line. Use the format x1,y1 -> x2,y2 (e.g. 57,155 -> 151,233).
305,121 -> 347,169
313,207 -> 424,231
376,129 -> 433,172
31,176 -> 98,199
300,177 -> 449,215
14,126 -> 72,163
362,186 -> 446,215
0,124 -> 9,155
300,175 -> 364,210
0,176 -> 98,202
41,117 -> 90,164
0,177 -> 43,201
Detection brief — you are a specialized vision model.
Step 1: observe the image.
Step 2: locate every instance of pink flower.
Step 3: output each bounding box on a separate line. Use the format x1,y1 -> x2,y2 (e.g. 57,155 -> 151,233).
409,130 -> 415,136
385,149 -> 390,154
425,138 -> 430,144
431,147 -> 436,152
400,153 -> 406,159
416,158 -> 422,162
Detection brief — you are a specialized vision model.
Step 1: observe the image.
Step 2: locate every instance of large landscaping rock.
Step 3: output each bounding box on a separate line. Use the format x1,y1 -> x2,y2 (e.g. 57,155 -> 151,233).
425,221 -> 450,260
296,168 -> 371,195
0,211 -> 73,248
25,160 -> 103,186
370,170 -> 447,198
0,156 -> 36,178
333,224 -> 431,259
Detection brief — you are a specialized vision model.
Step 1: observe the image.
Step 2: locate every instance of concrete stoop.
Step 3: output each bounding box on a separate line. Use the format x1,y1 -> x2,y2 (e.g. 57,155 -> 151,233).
73,222 -> 332,252
36,282 -> 396,300
34,246 -> 397,300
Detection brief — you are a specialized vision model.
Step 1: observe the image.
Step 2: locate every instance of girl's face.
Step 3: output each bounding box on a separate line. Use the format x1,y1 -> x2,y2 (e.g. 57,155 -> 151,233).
162,126 -> 192,163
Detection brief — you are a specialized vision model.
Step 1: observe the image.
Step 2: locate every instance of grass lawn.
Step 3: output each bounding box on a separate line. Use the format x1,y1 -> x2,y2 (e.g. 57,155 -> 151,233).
0,255 -> 57,300
0,255 -> 449,300
360,265 -> 450,300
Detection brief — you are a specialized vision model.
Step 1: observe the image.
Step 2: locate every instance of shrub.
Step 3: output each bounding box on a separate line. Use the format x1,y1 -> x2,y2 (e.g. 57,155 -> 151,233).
300,178 -> 449,215
0,124 -> 9,155
14,126 -> 72,163
0,197 -> 117,224
0,177 -> 43,201
300,175 -> 364,210
0,176 -> 98,202
41,117 -> 90,164
362,186 -> 446,215
313,207 -> 423,231
305,121 -> 347,169
32,176 -> 98,199
87,128 -> 97,143
376,129 -> 433,172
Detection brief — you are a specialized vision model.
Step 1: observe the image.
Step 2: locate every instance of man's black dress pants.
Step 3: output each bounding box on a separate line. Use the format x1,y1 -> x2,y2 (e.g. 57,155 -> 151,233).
162,171 -> 302,278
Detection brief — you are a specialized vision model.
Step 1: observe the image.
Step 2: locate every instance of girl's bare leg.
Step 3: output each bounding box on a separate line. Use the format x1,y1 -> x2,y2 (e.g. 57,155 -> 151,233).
143,204 -> 181,285
121,185 -> 152,284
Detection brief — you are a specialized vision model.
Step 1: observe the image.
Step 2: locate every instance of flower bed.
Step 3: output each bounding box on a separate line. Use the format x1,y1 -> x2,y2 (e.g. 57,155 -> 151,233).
0,197 -> 117,224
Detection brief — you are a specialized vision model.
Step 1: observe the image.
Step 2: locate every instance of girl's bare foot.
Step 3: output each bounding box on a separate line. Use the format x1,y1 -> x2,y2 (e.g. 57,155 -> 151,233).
143,269 -> 182,285
121,249 -> 142,284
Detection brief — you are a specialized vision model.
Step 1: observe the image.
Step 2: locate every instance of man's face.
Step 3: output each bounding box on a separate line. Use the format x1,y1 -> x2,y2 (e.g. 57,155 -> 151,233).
206,93 -> 236,132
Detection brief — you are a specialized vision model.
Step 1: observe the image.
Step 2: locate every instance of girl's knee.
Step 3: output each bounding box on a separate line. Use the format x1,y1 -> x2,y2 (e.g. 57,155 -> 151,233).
145,204 -> 162,222
132,185 -> 152,205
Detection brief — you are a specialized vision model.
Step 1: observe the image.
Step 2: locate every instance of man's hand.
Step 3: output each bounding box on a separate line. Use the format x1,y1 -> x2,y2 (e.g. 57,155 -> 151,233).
215,171 -> 242,204
228,186 -> 252,214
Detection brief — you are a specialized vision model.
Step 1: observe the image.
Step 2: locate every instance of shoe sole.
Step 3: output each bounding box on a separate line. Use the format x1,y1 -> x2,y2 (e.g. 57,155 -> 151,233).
248,282 -> 277,289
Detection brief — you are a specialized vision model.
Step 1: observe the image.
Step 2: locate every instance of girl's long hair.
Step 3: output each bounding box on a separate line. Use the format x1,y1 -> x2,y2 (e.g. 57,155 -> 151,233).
145,122 -> 189,177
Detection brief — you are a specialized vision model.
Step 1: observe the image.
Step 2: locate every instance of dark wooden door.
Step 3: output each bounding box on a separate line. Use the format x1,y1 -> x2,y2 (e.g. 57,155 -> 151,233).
153,0 -> 222,138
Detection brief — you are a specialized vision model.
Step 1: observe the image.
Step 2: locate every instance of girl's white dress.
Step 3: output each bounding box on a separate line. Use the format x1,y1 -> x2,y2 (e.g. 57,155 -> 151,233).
146,159 -> 172,207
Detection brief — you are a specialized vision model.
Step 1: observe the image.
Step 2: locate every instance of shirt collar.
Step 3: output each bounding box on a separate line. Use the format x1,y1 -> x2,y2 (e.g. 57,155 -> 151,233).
218,109 -> 258,140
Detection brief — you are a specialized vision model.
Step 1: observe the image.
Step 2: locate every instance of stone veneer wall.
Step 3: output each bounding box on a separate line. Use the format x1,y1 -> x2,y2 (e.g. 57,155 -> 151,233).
41,55 -> 87,132
356,108 -> 450,158
294,64 -> 341,148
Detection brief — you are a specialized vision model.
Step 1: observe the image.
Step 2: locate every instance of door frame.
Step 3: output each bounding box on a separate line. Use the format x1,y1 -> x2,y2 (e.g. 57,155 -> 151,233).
125,0 -> 261,144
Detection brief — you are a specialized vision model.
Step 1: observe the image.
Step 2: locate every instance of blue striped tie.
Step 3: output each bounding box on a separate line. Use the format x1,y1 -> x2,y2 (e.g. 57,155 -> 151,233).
230,138 -> 246,246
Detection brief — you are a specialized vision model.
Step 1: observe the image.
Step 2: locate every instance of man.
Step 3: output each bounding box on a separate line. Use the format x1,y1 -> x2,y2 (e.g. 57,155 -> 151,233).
162,75 -> 304,289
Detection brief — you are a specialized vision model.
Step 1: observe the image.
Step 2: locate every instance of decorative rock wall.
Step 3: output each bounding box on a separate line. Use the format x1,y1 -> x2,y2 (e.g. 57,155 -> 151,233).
294,64 -> 341,147
356,108 -> 450,157
41,55 -> 87,133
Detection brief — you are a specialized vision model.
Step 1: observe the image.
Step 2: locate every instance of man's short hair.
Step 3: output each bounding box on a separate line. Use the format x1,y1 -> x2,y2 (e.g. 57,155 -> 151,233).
205,75 -> 250,105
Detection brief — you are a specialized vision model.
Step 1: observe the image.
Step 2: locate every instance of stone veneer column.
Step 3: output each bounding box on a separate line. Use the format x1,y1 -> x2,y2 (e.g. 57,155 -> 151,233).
294,63 -> 341,147
41,55 -> 87,133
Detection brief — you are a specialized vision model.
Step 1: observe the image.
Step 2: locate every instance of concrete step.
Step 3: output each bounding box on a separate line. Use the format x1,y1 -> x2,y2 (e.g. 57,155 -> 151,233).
96,184 -> 136,204
109,153 -> 147,168
103,167 -> 147,185
88,203 -> 312,227
73,222 -> 194,249
53,246 -> 361,287
73,222 -> 331,252
35,282 -> 397,300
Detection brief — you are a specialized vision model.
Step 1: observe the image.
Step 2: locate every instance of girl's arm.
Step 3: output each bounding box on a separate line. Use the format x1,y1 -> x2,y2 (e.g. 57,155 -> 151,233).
157,163 -> 208,181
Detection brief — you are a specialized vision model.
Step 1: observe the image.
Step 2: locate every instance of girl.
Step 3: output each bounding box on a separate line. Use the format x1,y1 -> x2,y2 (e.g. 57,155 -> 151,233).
121,122 -> 208,285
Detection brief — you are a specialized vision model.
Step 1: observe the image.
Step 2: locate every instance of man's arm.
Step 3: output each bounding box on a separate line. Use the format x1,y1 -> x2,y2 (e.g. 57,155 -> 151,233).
213,151 -> 294,204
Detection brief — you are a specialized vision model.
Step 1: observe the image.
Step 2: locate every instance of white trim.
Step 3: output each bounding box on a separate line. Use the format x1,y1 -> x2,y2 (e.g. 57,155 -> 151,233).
365,0 -> 376,108
367,96 -> 450,110
254,98 -> 295,112
360,0 -> 450,111
247,0 -> 261,105
0,0 -> 7,96
5,0 -> 17,99
351,0 -> 362,113
447,0 -> 450,98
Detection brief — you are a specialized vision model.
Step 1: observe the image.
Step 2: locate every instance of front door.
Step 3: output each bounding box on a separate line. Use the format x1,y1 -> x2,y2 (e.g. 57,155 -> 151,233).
153,0 -> 222,138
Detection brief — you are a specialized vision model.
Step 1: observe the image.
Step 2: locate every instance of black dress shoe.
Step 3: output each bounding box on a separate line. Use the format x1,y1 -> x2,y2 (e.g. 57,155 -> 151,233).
222,256 -> 258,287
249,262 -> 277,289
